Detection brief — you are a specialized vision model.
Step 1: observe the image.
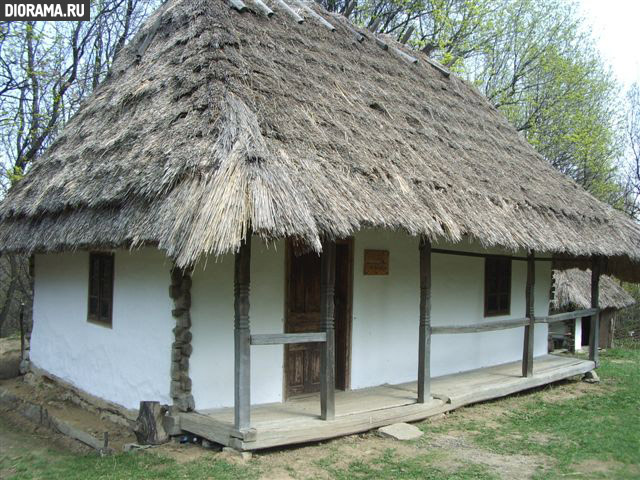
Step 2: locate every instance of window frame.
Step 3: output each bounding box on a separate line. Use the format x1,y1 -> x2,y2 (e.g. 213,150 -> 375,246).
87,252 -> 115,328
484,256 -> 512,317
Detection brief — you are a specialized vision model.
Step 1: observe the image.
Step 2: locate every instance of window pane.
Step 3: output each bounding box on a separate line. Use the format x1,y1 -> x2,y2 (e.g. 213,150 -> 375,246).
88,253 -> 114,326
487,295 -> 498,312
485,257 -> 511,316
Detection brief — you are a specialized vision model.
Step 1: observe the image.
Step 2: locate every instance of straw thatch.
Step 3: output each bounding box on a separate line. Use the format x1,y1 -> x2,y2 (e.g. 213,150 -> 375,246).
1,0 -> 640,274
552,269 -> 636,311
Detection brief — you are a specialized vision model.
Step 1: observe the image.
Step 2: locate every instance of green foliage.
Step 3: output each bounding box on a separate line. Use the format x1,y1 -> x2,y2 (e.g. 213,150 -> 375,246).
462,0 -> 624,205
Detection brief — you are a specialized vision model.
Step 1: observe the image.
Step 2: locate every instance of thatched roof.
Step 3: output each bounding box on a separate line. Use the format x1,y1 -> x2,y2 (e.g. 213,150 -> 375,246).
552,269 -> 636,311
1,0 -> 640,275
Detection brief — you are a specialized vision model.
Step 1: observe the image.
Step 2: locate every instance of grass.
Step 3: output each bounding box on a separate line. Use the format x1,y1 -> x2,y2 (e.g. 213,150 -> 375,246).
1,447 -> 259,480
1,347 -> 639,479
421,347 -> 640,479
317,448 -> 499,480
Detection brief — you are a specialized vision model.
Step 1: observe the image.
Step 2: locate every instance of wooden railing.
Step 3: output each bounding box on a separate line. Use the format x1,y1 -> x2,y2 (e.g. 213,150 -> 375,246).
431,317 -> 529,334
535,308 -> 598,324
430,307 -> 599,383
430,309 -> 599,335
250,333 -> 327,345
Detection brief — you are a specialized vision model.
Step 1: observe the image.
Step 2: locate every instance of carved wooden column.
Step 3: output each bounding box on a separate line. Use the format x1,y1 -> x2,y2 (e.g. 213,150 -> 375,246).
589,257 -> 602,366
320,240 -> 336,421
522,251 -> 535,377
234,232 -> 252,431
417,237 -> 432,403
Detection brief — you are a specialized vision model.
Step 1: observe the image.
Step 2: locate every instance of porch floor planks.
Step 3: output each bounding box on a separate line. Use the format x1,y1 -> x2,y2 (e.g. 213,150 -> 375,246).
180,354 -> 594,450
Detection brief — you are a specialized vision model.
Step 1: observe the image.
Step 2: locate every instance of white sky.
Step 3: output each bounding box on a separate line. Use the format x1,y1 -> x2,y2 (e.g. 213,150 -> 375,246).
579,0 -> 640,89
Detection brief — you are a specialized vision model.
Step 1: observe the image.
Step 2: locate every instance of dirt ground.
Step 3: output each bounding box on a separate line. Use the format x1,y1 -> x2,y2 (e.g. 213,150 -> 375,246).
0,336 -> 136,453
0,337 -> 20,379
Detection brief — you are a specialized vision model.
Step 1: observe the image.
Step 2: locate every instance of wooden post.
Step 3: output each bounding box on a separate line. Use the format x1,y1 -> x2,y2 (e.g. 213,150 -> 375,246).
320,240 -> 336,421
522,251 -> 535,377
417,238 -> 432,403
19,302 -> 25,362
234,232 -> 252,431
589,257 -> 601,366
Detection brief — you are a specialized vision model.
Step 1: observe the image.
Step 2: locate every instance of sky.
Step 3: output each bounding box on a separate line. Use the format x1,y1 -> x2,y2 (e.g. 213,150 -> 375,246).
579,0 -> 640,89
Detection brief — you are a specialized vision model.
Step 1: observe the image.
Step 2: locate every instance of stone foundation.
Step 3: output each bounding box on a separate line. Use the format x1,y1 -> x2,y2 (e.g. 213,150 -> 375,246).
169,266 -> 195,412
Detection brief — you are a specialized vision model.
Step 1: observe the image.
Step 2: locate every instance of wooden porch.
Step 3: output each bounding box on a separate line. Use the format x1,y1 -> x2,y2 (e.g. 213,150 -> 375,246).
180,354 -> 594,450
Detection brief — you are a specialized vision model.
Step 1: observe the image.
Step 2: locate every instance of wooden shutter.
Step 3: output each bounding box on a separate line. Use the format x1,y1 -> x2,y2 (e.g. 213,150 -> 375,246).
88,252 -> 114,326
484,257 -> 511,316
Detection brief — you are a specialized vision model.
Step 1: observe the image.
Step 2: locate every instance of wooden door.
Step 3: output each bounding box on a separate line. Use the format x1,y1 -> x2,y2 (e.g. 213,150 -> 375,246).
285,250 -> 322,397
334,241 -> 353,391
285,240 -> 353,398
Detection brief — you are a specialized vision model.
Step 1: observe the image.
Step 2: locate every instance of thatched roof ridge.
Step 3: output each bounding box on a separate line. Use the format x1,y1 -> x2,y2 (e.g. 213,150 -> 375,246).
1,0 -> 640,272
552,269 -> 636,310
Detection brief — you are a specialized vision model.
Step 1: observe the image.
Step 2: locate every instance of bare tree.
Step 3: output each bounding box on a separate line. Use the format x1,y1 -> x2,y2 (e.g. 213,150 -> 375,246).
620,83 -> 640,218
0,0 -> 161,336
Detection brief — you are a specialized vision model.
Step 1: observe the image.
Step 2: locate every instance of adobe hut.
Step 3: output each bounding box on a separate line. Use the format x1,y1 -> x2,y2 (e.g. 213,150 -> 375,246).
551,269 -> 636,350
1,0 -> 640,450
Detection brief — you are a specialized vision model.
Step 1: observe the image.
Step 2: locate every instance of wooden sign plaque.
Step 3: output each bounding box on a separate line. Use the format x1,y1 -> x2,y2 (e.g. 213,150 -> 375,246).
363,249 -> 389,275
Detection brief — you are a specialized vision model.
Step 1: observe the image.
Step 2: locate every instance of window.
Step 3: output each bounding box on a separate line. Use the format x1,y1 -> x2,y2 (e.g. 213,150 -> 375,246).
88,252 -> 114,327
484,256 -> 511,316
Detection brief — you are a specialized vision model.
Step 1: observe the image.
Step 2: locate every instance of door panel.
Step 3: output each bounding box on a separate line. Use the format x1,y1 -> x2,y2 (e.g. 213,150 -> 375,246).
285,240 -> 353,398
285,250 -> 322,396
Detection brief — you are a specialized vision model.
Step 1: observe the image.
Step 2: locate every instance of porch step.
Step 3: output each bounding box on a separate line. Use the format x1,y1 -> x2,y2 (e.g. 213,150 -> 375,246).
378,422 -> 424,441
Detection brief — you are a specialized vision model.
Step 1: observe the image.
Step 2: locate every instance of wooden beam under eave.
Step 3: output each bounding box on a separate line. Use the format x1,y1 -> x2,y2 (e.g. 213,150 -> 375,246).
417,237 -> 432,403
234,231 -> 252,431
320,240 -> 336,420
522,251 -> 535,377
589,257 -> 602,366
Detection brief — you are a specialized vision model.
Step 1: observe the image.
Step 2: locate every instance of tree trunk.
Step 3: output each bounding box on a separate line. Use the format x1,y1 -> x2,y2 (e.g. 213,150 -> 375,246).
133,401 -> 169,445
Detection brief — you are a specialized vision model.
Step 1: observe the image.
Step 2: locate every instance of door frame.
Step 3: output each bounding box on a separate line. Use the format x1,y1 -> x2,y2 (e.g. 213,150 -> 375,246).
283,238 -> 354,399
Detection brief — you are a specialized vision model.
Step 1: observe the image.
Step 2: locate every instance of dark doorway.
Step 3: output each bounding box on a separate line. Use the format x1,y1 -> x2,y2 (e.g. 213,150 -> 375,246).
582,317 -> 591,347
284,239 -> 353,398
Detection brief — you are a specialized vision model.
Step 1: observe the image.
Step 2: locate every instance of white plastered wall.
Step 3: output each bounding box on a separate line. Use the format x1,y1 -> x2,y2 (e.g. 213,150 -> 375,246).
189,239 -> 285,410
31,231 -> 552,411
190,230 -> 551,409
350,230 -> 550,389
30,248 -> 174,410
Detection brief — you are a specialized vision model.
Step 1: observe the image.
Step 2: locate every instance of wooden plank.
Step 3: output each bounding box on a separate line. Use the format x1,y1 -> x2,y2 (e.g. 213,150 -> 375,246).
241,398 -> 444,449
417,238 -> 431,403
250,333 -> 326,345
182,355 -> 595,451
522,252 -> 535,377
589,257 -> 601,366
252,0 -> 274,16
295,0 -> 335,30
180,412 -> 234,445
423,57 -> 451,77
431,248 -> 553,262
536,308 -> 598,324
238,359 -> 594,450
274,0 -> 304,23
234,233 -> 252,431
447,359 -> 594,408
320,240 -> 336,421
391,46 -> 418,64
431,317 -> 528,334
228,0 -> 248,12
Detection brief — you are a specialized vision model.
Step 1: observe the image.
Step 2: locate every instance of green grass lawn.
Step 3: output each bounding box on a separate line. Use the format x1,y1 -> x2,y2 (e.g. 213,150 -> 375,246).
1,346 -> 639,479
